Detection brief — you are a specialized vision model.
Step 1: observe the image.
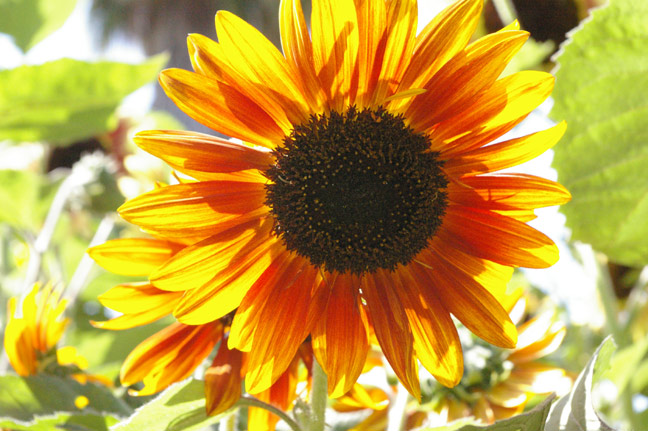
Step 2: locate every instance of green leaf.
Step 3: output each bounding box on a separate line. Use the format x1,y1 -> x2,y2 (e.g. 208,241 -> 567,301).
0,169 -> 59,231
0,0 -> 77,52
0,411 -> 120,431
0,374 -> 132,422
550,0 -> 648,266
605,333 -> 648,394
419,395 -> 554,431
112,379 -> 232,431
0,55 -> 167,144
545,337 -> 616,431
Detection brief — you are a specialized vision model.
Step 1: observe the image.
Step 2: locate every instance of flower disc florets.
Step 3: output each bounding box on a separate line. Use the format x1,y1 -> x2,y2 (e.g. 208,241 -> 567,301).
265,106 -> 448,274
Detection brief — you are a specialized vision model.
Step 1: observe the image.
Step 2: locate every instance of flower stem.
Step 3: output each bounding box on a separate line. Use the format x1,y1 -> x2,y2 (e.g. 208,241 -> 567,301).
308,358 -> 328,431
237,397 -> 302,431
595,253 -> 639,430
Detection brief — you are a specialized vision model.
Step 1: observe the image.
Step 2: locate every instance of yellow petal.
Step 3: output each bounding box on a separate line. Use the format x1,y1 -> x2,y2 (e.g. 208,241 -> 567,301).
205,344 -> 243,416
88,238 -> 183,277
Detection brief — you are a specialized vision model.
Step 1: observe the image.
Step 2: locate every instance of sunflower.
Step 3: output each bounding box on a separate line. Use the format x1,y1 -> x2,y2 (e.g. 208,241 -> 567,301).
89,237 -> 313,429
3,282 -> 107,388
114,0 -> 570,399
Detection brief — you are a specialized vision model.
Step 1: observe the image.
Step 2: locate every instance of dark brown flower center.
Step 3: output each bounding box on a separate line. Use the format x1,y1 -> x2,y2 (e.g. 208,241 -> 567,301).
264,106 -> 448,274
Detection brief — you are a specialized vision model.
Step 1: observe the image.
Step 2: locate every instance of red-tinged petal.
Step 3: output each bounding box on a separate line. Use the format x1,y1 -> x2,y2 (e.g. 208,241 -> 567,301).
4,297 -> 37,376
248,358 -> 300,431
205,344 -> 243,416
371,0 -> 417,104
353,0 -> 387,107
279,0 -> 327,111
119,181 -> 268,241
395,268 -> 463,387
312,274 -> 369,397
431,71 -> 555,157
228,251 -> 301,351
215,11 -> 311,126
311,0 -> 359,110
411,249 -> 517,349
449,174 -> 572,211
397,0 -> 482,97
444,121 -> 567,176
133,130 -> 273,179
88,238 -> 183,277
362,272 -> 420,400
159,68 -> 285,148
121,322 -> 222,395
441,205 -> 559,268
245,265 -> 320,394
406,30 -> 529,131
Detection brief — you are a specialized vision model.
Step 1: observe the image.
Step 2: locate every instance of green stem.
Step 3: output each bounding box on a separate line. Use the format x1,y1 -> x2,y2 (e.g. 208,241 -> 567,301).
491,0 -> 517,25
308,358 -> 328,431
219,410 -> 236,431
237,397 -> 302,431
595,254 -> 639,430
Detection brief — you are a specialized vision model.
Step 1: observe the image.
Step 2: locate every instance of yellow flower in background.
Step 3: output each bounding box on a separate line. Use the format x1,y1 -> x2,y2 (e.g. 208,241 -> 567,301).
109,0 -> 570,398
429,291 -> 571,425
3,283 -> 105,386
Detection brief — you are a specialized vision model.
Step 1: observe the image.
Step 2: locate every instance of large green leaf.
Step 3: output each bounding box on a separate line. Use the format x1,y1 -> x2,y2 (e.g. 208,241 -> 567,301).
550,0 -> 648,266
545,337 -> 615,431
0,374 -> 131,422
0,55 -> 167,144
0,411 -> 121,431
112,379 -> 231,431
0,0 -> 77,52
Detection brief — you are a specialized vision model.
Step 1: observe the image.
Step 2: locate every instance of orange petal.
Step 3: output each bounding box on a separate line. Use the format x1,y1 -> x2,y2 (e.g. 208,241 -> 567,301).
228,251 -> 301,352
170,228 -> 283,325
279,0 -> 327,112
396,0 -> 482,97
362,272 -> 420,400
205,344 -> 243,416
90,308 -> 173,330
486,382 -> 528,409
331,383 -> 389,412
88,238 -> 183,277
97,282 -> 181,314
215,11 -> 311,127
312,274 -> 369,397
406,30 -> 529,131
508,319 -> 566,363
245,264 -> 320,393
134,130 -> 273,180
311,0 -> 359,109
248,358 -> 300,431
444,121 -> 567,176
121,322 -> 222,395
449,174 -> 571,211
432,71 -> 555,157
353,0 -> 387,107
441,205 -> 559,268
159,68 -> 285,148
119,181 -> 268,242
412,248 -> 517,349
371,0 -> 418,104
4,297 -> 37,376
395,268 -> 463,387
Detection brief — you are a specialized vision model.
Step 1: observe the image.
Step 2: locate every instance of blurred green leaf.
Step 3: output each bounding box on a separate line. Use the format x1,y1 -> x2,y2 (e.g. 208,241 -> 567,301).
0,374 -> 131,422
0,0 -> 77,52
551,0 -> 648,266
112,379 -> 231,431
0,55 -> 167,144
606,333 -> 648,394
0,169 -> 59,231
545,337 -> 615,431
0,411 -> 120,431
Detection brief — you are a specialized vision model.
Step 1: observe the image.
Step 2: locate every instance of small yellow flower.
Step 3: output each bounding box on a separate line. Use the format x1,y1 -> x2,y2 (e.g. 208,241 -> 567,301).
3,283 -> 106,386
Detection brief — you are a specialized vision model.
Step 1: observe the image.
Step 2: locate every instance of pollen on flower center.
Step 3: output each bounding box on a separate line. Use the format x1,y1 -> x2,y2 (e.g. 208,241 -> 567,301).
264,106 -> 448,274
